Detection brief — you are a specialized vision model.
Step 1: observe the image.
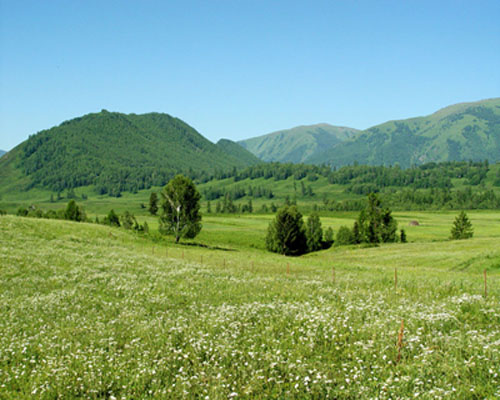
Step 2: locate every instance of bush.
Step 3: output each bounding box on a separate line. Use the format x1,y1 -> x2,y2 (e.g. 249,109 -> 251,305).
324,227 -> 334,246
336,226 -> 354,246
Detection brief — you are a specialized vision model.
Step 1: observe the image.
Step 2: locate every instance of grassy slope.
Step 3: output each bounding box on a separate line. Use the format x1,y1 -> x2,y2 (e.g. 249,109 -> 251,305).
1,214 -> 499,399
239,124 -> 360,163
310,98 -> 500,167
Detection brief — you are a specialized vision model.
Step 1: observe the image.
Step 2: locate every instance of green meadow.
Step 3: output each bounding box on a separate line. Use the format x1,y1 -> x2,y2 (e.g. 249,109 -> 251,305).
1,209 -> 499,399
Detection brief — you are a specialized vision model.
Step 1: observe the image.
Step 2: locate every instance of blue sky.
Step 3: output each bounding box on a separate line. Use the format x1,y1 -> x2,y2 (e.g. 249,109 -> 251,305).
1,0 -> 499,150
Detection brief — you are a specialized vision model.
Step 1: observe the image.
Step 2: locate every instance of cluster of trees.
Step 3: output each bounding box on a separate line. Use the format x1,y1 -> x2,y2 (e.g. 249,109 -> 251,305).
265,194 -> 404,256
16,200 -> 149,232
335,194 -> 402,246
16,200 -> 87,221
203,185 -> 274,201
205,160 -> 492,190
266,206 -> 333,256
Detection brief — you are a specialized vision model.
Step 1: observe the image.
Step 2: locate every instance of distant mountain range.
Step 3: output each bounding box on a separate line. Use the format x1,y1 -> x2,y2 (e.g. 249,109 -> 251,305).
0,150 -> 6,158
240,98 -> 500,168
1,98 -> 498,196
310,98 -> 500,167
0,111 -> 259,195
238,124 -> 359,163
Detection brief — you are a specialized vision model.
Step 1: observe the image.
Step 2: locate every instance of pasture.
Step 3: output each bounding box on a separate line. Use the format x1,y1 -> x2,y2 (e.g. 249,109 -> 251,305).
0,211 -> 499,399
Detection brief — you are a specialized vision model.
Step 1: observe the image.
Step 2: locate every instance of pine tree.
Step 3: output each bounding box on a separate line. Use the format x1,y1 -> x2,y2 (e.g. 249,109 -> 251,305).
450,211 -> 473,240
306,213 -> 323,252
148,192 -> 159,215
266,205 -> 307,256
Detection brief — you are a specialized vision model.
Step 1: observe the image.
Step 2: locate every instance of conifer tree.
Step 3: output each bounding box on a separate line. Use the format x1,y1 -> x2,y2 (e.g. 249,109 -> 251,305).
148,192 -> 159,215
266,205 -> 307,256
450,211 -> 473,240
306,213 -> 323,252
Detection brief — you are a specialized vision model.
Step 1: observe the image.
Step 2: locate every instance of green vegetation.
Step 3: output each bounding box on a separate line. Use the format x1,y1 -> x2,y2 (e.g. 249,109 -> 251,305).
148,192 -> 158,216
356,193 -> 398,244
450,211 -> 474,240
159,175 -> 202,243
266,205 -> 308,256
216,139 -> 261,165
0,150 -> 6,158
239,123 -> 359,163
0,110 -> 257,196
311,98 -> 500,167
1,212 -> 499,399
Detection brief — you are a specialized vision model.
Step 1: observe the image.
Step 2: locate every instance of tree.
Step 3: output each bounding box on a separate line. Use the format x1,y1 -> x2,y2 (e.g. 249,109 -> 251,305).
306,213 -> 323,252
324,227 -> 334,245
266,205 -> 307,256
120,211 -> 136,230
356,193 -> 397,244
400,229 -> 407,243
104,209 -> 120,227
64,200 -> 84,222
159,175 -> 202,243
450,211 -> 473,240
148,192 -> 159,215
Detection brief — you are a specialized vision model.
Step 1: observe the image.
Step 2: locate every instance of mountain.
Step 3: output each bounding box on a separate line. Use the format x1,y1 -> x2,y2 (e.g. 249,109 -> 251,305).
216,139 -> 261,165
310,98 -> 500,168
0,110 -> 258,195
0,150 -> 6,158
238,124 -> 360,163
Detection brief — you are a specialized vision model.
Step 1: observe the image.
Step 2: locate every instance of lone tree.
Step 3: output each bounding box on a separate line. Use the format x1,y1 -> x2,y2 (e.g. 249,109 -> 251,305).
148,192 -> 159,215
266,205 -> 307,256
450,211 -> 473,240
159,175 -> 202,243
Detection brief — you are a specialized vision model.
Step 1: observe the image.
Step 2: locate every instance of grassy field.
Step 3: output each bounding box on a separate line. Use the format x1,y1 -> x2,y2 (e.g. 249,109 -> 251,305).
1,212 -> 499,399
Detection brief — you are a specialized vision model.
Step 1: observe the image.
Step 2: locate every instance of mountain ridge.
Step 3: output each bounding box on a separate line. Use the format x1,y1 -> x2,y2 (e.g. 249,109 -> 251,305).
308,98 -> 500,167
238,124 -> 360,163
0,110 -> 259,195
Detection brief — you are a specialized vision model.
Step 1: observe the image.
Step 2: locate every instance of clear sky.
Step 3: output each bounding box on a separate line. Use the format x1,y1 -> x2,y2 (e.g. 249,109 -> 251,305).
1,0 -> 499,151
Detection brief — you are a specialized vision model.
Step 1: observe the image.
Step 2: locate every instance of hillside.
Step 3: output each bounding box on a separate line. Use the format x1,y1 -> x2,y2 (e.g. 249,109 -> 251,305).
310,98 -> 500,168
0,111 -> 256,195
216,139 -> 261,165
1,213 -> 499,398
0,150 -> 6,158
239,124 -> 359,163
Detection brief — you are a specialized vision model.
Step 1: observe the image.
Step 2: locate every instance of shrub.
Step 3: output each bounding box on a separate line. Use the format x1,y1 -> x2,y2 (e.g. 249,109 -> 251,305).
336,226 -> 355,246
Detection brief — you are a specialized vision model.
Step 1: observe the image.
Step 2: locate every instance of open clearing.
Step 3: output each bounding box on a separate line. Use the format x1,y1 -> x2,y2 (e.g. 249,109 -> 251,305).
1,213 -> 499,399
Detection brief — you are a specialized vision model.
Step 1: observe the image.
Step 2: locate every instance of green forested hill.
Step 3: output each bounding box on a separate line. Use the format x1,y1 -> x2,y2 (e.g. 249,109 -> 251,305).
238,124 -> 359,163
216,139 -> 261,165
310,98 -> 500,167
0,111 -> 255,195
0,150 -> 6,158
